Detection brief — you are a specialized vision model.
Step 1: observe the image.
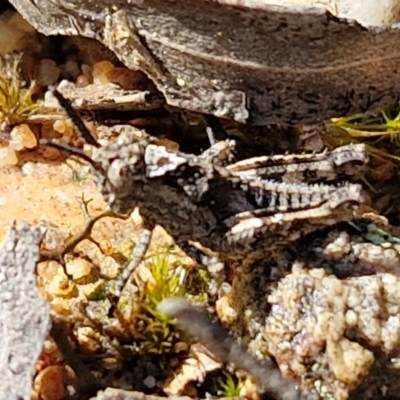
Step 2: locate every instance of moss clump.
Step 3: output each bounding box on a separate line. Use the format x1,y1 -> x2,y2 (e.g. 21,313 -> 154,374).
134,251 -> 191,354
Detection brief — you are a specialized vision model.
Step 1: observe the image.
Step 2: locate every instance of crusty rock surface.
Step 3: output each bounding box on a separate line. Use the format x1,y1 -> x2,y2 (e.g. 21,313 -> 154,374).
256,263 -> 400,399
9,0 -> 400,125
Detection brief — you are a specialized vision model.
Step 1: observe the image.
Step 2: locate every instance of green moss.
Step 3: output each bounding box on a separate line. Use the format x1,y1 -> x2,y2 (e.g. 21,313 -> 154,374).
84,280 -> 107,301
135,251 -> 189,354
185,266 -> 210,303
129,244 -> 210,354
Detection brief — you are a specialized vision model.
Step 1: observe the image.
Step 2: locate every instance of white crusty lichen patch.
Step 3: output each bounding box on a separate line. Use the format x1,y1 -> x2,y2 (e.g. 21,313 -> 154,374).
259,262 -> 400,399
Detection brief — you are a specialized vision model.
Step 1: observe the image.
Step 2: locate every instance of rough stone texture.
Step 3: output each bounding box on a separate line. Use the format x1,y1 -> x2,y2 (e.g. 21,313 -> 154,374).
91,389 -> 239,400
45,80 -> 165,111
0,222 -> 51,400
158,297 -> 299,400
9,0 -> 400,125
295,228 -> 400,277
322,0 -> 400,25
257,264 -> 400,399
257,0 -> 400,26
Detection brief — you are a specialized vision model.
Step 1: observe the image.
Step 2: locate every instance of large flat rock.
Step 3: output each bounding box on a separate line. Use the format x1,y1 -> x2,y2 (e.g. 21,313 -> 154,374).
9,0 -> 400,124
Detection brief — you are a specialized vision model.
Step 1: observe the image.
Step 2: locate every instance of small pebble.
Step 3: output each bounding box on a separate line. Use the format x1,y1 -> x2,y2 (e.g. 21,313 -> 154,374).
36,59 -> 60,86
10,123 -> 37,150
143,375 -> 156,389
92,60 -> 114,84
0,145 -> 18,166
61,59 -> 81,79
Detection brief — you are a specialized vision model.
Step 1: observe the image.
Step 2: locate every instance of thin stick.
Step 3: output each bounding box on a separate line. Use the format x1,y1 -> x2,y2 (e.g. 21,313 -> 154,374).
40,210 -> 123,266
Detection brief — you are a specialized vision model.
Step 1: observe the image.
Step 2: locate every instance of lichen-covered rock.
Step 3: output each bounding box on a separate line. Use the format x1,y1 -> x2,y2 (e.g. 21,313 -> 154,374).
259,263 -> 400,399
9,0 -> 400,125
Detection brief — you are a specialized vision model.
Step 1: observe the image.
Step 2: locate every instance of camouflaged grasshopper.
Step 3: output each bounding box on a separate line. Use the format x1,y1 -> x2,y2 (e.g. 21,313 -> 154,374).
42,90 -> 367,297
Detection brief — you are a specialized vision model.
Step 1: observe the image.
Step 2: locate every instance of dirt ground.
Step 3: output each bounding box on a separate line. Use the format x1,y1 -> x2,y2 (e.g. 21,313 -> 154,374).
0,161 -> 105,241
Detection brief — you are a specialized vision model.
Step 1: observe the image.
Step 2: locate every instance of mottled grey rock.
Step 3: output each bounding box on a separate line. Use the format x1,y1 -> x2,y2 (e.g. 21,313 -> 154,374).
0,222 -> 50,400
9,0 -> 400,125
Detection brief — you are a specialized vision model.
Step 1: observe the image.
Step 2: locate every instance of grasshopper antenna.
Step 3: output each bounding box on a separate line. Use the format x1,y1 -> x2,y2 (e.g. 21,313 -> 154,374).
203,114 -> 228,146
51,88 -> 100,147
39,139 -> 101,169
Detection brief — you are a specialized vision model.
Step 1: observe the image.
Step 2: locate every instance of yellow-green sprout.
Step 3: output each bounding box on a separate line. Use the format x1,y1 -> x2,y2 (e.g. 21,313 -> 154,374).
136,251 -> 188,354
0,53 -> 41,127
217,371 -> 244,397
329,107 -> 400,163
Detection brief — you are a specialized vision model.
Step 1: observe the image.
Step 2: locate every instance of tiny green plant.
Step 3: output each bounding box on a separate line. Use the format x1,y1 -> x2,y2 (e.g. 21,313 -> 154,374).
329,107 -> 400,163
136,250 -> 188,354
0,53 -> 41,127
217,371 -> 244,397
65,160 -> 90,185
145,253 -> 187,307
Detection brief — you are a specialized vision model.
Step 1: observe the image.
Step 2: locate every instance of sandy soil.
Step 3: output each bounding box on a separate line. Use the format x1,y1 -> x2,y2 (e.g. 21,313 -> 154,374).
0,160 -> 106,240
